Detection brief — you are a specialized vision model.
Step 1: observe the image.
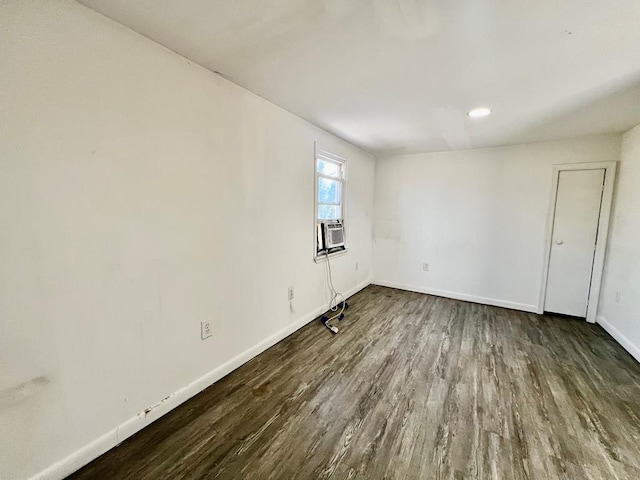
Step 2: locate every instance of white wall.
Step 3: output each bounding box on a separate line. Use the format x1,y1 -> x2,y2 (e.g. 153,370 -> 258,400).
0,2 -> 374,479
598,124 -> 640,361
373,135 -> 621,311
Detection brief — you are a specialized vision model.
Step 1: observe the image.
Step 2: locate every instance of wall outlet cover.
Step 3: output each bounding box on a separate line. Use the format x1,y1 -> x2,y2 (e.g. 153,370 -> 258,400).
201,321 -> 212,340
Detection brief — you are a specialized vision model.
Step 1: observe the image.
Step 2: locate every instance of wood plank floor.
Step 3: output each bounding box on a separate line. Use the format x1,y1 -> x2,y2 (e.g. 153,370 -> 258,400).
68,285 -> 640,480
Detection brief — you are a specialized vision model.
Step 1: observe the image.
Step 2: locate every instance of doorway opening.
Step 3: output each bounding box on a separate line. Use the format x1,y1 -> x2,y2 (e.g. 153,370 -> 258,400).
538,161 -> 617,323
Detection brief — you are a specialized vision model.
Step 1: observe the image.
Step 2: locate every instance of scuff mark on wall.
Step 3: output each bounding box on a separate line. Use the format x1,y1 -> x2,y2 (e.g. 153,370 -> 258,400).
139,393 -> 174,418
0,376 -> 49,409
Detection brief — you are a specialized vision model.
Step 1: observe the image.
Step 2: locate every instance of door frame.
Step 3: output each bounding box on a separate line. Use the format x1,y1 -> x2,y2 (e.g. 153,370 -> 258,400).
537,161 -> 617,323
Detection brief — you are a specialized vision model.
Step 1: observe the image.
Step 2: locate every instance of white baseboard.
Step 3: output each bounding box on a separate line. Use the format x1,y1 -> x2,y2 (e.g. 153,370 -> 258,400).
596,315 -> 640,364
30,279 -> 371,480
372,281 -> 538,313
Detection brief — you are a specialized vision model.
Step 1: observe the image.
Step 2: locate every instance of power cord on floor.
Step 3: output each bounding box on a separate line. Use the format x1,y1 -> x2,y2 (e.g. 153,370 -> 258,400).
321,250 -> 347,334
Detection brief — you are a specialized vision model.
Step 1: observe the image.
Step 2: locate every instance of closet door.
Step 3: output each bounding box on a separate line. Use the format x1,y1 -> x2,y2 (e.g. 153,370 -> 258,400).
544,169 -> 605,317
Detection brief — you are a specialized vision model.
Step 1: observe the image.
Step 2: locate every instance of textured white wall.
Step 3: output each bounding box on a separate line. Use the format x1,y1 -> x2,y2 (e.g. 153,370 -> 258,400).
598,124 -> 640,361
373,135 -> 622,311
0,2 -> 374,479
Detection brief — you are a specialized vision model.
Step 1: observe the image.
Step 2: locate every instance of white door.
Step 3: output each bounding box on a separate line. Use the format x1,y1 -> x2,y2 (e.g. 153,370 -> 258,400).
544,169 -> 605,317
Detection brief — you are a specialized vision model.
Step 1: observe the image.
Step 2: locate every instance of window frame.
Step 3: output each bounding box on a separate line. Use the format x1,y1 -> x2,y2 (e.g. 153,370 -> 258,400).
314,143 -> 347,261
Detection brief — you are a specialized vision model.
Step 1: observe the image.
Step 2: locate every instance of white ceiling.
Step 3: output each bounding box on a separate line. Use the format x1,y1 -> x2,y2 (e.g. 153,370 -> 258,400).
78,0 -> 640,155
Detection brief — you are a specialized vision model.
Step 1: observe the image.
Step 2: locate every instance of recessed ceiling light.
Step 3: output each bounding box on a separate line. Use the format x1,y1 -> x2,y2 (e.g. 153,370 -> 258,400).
467,107 -> 492,118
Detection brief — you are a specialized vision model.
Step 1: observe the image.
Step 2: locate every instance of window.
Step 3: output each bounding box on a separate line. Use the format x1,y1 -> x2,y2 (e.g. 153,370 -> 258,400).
317,156 -> 344,220
315,144 -> 346,258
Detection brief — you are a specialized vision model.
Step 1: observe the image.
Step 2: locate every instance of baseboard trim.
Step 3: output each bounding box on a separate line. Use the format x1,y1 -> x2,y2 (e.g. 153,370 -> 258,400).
596,315 -> 640,364
372,281 -> 538,313
30,279 -> 371,480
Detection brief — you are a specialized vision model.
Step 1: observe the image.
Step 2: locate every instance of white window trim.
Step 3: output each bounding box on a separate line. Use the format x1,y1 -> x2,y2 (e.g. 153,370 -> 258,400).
314,143 -> 347,262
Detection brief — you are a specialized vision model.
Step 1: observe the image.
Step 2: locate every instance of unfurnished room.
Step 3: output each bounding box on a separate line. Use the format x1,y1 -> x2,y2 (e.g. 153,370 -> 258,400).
2,1 -> 640,479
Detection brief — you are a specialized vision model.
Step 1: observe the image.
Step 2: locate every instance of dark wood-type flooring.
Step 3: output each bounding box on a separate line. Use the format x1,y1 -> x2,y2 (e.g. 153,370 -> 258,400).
68,285 -> 640,479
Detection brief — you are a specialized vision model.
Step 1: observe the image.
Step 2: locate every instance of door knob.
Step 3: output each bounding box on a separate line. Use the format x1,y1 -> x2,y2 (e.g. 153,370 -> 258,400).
555,240 -> 564,245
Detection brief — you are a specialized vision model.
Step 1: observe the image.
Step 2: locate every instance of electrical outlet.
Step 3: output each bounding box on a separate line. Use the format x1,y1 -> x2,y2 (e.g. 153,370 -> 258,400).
201,321 -> 212,340
422,262 -> 429,272
288,286 -> 294,301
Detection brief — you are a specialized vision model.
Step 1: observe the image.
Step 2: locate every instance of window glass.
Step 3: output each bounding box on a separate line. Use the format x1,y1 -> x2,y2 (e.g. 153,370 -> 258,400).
318,204 -> 341,220
317,159 -> 341,178
318,177 -> 341,204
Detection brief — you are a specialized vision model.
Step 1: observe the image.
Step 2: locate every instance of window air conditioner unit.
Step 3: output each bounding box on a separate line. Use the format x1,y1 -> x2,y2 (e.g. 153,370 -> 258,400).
323,221 -> 345,250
